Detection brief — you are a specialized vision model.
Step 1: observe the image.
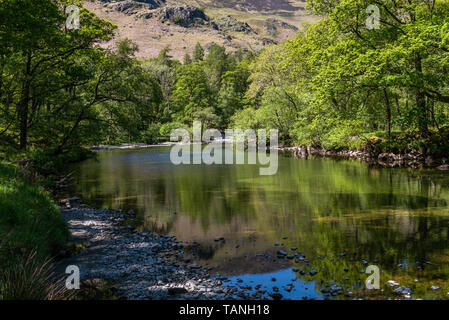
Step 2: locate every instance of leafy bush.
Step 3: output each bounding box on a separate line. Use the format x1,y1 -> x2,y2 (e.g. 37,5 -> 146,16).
159,122 -> 190,140
32,147 -> 94,176
0,162 -> 69,265
141,123 -> 162,144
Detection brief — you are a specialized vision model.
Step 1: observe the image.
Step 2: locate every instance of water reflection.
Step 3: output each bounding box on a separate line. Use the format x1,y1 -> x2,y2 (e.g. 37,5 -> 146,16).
71,147 -> 449,298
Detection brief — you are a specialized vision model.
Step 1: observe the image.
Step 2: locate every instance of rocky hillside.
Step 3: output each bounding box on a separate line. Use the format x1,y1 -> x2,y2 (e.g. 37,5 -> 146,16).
85,0 -> 316,60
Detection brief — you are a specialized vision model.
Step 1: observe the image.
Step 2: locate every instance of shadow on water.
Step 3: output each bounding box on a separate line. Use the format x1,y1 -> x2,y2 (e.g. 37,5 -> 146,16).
70,147 -> 449,299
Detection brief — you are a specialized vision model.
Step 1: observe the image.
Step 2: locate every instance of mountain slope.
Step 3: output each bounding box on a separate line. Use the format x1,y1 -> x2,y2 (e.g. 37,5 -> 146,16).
84,0 -> 317,60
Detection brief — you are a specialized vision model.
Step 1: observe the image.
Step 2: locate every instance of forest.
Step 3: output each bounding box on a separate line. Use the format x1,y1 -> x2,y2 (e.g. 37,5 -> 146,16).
1,0 -> 449,163
1,0 -> 449,301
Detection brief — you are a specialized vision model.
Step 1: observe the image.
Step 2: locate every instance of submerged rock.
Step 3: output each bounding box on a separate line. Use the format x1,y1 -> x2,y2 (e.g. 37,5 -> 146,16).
387,280 -> 400,287
277,250 -> 287,257
431,285 -> 441,291
394,286 -> 412,296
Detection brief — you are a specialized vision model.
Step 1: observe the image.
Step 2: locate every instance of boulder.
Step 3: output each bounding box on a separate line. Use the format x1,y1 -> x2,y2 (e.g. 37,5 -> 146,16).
158,5 -> 208,27
214,15 -> 256,34
264,18 -> 298,36
106,0 -> 152,15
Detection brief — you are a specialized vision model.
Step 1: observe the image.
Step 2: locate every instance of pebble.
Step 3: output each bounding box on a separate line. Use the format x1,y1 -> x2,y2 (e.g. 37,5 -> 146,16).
430,286 -> 440,291
60,205 -> 254,300
394,287 -> 412,296
387,280 -> 400,287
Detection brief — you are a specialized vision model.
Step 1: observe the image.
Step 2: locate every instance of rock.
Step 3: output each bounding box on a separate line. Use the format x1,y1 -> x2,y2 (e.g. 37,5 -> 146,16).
60,196 -> 81,204
214,15 -> 256,34
264,17 -> 297,36
309,269 -> 318,276
269,293 -> 283,300
369,136 -> 383,145
430,285 -> 440,291
394,286 -> 412,296
437,164 -> 449,170
168,287 -> 188,295
276,250 -> 287,257
106,0 -> 161,15
387,280 -> 400,287
158,5 -> 208,27
260,38 -> 278,46
284,284 -> 293,292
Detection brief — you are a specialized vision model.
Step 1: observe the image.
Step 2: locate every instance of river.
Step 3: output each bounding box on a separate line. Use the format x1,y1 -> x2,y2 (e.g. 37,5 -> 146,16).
70,146 -> 449,299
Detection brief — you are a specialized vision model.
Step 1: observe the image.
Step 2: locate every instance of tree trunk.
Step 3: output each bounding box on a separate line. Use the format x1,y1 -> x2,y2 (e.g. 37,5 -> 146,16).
18,52 -> 32,150
383,88 -> 391,139
415,53 -> 428,136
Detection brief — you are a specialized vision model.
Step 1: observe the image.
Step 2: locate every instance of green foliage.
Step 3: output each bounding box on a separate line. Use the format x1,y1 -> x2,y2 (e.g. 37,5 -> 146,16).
0,0 -> 162,155
0,162 -> 69,265
159,121 -> 190,139
2,0 -> 449,161
193,42 -> 205,62
171,62 -> 213,123
234,0 -> 449,152
141,122 -> 162,144
183,53 -> 192,65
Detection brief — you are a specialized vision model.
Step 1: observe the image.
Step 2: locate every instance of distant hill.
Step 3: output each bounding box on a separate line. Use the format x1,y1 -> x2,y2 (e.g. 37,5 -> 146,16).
84,0 -> 317,60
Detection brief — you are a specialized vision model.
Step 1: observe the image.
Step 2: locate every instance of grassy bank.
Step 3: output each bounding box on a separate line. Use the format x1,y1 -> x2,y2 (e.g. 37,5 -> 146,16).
0,161 -> 69,299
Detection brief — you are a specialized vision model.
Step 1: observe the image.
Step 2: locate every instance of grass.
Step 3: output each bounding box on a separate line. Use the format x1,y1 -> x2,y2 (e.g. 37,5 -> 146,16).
0,250 -> 72,300
0,161 -> 70,300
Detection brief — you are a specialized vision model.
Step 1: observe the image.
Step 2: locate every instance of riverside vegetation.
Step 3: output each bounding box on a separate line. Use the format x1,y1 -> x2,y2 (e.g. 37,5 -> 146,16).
1,0 -> 449,299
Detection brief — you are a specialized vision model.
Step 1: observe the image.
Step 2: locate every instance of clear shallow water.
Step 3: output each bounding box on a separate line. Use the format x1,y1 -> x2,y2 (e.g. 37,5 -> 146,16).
226,269 -> 323,300
71,147 -> 449,299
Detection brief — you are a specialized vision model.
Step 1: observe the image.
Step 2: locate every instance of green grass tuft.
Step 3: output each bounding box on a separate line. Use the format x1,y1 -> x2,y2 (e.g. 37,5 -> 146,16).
0,161 -> 70,300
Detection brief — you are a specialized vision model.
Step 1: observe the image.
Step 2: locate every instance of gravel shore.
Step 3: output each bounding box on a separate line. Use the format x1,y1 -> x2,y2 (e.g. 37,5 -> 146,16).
57,200 -> 251,300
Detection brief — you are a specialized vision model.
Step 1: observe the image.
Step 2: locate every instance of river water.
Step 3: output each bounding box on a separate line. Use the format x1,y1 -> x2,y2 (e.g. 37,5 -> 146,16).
70,146 -> 449,299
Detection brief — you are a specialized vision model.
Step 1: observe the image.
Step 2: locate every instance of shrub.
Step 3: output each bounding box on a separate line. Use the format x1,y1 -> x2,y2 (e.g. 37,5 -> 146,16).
159,122 -> 190,140
0,250 -> 71,300
0,162 -> 69,266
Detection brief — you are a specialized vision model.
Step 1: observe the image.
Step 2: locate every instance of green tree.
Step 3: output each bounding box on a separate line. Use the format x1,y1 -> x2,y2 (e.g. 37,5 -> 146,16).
216,60 -> 252,128
171,63 -> 214,124
183,53 -> 192,65
193,42 -> 205,62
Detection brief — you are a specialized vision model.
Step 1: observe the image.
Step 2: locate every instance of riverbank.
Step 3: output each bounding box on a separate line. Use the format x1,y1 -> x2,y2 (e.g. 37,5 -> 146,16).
0,162 -> 69,300
281,146 -> 449,170
57,198 -> 258,300
91,140 -> 449,170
